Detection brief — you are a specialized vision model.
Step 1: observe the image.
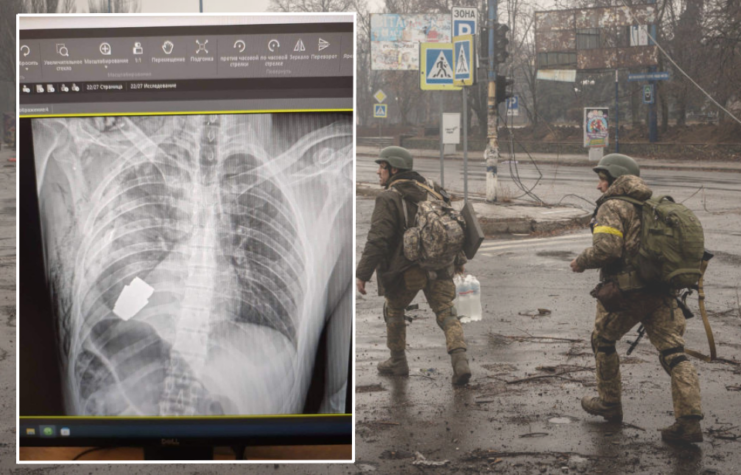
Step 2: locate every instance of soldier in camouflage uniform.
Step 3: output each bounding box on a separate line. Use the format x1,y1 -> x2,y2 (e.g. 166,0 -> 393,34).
570,154 -> 703,443
356,146 -> 471,386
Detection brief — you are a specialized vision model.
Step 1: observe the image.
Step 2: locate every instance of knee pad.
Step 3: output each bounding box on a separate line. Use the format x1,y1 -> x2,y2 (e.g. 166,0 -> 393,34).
659,347 -> 688,375
383,302 -> 405,325
436,307 -> 457,330
591,331 -> 616,356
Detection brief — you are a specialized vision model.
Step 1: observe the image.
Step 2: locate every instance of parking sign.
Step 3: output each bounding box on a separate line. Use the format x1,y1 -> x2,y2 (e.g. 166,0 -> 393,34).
452,7 -> 477,37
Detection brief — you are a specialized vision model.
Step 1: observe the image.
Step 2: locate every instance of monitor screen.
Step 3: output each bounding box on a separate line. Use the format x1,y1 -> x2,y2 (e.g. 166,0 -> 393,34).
18,14 -> 354,455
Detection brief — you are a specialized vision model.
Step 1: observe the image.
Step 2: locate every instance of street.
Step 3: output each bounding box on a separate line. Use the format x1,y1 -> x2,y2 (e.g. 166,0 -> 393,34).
353,158 -> 741,473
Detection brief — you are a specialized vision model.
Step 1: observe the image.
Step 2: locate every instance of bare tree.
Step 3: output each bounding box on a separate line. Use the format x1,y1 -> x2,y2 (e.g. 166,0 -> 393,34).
87,0 -> 140,13
269,0 -> 353,12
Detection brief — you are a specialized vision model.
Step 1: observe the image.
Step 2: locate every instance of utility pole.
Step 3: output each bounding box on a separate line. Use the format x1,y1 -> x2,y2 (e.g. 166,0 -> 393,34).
485,0 -> 498,202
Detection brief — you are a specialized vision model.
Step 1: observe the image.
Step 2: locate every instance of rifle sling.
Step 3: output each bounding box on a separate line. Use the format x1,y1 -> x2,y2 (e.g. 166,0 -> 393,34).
685,269 -> 717,362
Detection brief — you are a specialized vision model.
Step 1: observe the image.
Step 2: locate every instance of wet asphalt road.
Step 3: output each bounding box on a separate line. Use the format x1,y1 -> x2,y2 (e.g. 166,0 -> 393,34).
353,162 -> 741,474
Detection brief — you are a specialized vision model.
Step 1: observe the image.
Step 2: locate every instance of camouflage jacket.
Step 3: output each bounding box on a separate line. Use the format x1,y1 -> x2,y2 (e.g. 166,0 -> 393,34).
576,175 -> 652,281
356,171 -> 466,296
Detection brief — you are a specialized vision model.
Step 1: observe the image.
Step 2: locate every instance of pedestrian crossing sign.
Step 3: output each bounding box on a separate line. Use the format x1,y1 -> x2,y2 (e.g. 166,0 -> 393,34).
374,103 -> 387,118
453,34 -> 474,86
420,43 -> 461,91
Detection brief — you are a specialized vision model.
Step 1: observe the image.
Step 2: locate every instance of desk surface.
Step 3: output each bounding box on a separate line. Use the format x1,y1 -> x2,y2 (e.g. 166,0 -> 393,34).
20,445 -> 352,461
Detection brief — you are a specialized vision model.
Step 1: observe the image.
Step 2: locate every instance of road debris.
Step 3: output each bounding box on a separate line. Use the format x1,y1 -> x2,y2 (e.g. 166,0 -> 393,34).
412,451 -> 450,467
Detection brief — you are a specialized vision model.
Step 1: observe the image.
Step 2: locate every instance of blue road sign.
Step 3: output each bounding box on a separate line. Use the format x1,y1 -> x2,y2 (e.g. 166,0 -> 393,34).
628,72 -> 670,82
453,35 -> 473,86
506,96 -> 519,115
374,103 -> 387,118
452,7 -> 477,36
424,46 -> 455,85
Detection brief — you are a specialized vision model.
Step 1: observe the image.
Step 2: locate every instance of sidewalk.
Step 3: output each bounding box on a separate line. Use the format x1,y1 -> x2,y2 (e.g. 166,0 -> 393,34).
357,145 -> 741,173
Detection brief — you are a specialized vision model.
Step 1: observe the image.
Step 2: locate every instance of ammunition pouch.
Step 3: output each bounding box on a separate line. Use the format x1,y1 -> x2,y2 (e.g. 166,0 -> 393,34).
590,281 -> 629,313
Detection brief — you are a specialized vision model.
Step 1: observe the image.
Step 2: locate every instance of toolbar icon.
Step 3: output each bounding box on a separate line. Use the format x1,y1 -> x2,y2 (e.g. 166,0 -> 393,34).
60,427 -> 70,437
56,43 -> 69,57
294,39 -> 305,52
36,85 -> 44,93
22,85 -> 31,93
162,40 -> 174,55
71,83 -> 80,92
61,84 -> 69,92
234,40 -> 245,53
100,42 -> 111,55
40,426 -> 56,437
195,39 -> 208,54
268,39 -> 280,52
25,428 -> 36,436
46,84 -> 55,93
133,42 -> 143,55
318,38 -> 330,51
21,45 -> 30,56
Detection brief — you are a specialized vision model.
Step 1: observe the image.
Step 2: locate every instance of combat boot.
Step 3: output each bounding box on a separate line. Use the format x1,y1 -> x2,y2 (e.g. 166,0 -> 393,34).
377,350 -> 409,376
450,349 -> 471,386
581,396 -> 623,423
660,417 -> 703,443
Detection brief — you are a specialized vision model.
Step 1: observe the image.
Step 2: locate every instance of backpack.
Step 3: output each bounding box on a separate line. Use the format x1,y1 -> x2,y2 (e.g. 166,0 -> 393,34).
609,195 -> 704,290
393,180 -> 466,271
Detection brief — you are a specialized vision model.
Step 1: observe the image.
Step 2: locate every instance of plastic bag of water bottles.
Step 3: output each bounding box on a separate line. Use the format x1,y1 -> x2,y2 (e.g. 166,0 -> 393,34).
454,274 -> 482,323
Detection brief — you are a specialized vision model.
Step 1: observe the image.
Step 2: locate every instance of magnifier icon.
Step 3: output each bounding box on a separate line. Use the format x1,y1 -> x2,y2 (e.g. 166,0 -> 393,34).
56,43 -> 69,57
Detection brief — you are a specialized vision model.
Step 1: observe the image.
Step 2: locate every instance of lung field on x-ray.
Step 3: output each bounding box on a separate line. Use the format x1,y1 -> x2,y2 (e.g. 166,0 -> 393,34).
31,114 -> 352,416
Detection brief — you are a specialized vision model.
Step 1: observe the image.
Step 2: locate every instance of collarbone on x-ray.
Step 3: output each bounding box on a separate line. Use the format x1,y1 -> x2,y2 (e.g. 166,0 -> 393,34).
32,114 -> 352,416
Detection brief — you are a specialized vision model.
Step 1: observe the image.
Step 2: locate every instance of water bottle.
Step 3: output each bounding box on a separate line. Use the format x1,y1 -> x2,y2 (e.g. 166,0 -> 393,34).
470,275 -> 483,322
456,274 -> 472,323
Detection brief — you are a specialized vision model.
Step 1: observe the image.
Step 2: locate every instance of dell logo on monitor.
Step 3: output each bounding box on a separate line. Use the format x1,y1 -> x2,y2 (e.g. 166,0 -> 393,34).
161,438 -> 180,446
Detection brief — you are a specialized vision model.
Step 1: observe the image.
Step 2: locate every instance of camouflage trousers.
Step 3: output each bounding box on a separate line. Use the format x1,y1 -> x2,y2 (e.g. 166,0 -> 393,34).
383,267 -> 466,354
592,293 -> 703,419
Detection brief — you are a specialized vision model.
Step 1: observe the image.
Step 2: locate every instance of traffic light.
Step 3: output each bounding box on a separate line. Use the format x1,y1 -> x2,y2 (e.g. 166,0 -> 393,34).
495,75 -> 514,106
494,23 -> 510,64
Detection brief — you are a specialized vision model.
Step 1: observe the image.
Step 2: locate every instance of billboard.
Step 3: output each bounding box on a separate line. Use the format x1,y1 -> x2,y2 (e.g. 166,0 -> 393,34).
371,14 -> 452,70
535,4 -> 658,70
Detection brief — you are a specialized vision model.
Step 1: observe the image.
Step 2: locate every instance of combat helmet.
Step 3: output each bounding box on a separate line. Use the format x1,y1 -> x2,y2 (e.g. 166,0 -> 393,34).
593,153 -> 640,181
376,146 -> 413,171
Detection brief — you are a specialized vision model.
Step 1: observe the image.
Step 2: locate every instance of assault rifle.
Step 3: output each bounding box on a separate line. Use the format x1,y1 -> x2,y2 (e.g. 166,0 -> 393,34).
626,325 -> 646,356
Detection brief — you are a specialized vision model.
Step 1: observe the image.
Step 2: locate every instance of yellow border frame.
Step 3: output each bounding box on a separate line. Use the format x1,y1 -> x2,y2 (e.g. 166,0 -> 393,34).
19,108 -> 353,119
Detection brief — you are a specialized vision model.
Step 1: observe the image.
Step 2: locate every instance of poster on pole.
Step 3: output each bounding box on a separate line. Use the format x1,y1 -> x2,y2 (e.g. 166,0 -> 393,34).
371,14 -> 452,70
442,113 -> 461,144
584,108 -> 609,148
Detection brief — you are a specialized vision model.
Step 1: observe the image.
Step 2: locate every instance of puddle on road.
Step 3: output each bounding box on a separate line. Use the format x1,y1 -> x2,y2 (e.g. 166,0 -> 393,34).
548,416 -> 580,424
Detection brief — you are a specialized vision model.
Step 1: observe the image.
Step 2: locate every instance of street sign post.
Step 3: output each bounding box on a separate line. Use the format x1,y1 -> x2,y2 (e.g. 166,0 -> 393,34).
420,43 -> 461,91
374,104 -> 387,118
373,90 -> 387,103
452,7 -> 477,36
453,34 -> 474,87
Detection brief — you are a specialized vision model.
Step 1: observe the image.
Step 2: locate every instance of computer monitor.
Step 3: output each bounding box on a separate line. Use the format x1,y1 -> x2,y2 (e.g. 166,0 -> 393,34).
18,13 -> 354,460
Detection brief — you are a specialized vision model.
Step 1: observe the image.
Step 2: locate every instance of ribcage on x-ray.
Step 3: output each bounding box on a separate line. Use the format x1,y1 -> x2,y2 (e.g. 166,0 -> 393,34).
32,114 -> 351,416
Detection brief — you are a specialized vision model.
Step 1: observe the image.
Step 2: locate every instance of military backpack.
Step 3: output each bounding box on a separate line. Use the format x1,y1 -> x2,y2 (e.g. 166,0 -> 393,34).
392,180 -> 466,271
608,195 -> 705,290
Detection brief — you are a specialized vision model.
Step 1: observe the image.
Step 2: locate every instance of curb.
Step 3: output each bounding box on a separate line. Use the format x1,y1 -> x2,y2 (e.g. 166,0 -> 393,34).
356,184 -> 591,236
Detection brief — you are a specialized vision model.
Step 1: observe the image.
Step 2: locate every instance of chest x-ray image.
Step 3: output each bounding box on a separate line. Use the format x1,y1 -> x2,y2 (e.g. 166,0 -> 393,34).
31,113 -> 352,416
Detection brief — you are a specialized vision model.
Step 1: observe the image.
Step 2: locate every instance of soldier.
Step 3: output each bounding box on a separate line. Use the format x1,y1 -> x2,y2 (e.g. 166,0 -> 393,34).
570,154 -> 704,443
356,146 -> 471,386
